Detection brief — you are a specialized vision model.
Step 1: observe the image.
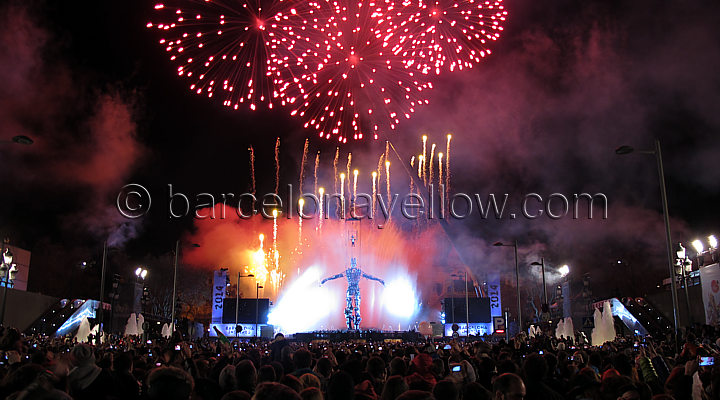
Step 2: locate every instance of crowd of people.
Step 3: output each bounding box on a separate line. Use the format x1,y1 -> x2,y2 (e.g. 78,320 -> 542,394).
0,324 -> 717,400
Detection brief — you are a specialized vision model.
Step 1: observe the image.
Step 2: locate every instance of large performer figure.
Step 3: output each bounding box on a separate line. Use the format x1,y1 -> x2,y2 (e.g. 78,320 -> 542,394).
320,226 -> 384,330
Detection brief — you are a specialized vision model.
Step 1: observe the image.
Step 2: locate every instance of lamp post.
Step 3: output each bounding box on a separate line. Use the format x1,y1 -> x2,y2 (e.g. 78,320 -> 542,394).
530,258 -> 548,323
235,272 -> 254,337
98,241 -> 107,333
109,274 -> 121,333
493,241 -> 521,333
676,243 -> 693,325
616,140 -> 680,337
135,267 -> 148,280
255,283 -> 263,340
170,242 -> 201,333
465,271 -> 469,337
0,245 -> 14,326
135,267 -> 148,315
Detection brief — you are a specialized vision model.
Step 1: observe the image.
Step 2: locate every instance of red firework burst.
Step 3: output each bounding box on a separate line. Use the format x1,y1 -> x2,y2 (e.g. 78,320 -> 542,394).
148,0 -> 312,110
272,0 -> 432,142
381,0 -> 507,74
147,0 -> 506,142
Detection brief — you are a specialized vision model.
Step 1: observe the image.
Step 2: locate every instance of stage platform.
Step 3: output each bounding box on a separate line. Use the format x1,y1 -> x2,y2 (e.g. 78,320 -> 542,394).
290,330 -> 424,342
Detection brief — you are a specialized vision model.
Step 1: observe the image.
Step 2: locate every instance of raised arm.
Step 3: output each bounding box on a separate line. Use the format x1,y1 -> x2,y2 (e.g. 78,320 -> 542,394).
320,273 -> 344,285
362,272 -> 385,286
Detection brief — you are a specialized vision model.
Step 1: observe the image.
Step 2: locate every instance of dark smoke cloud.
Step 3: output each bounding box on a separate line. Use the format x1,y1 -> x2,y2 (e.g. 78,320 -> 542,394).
380,0 -> 720,294
0,2 -> 145,248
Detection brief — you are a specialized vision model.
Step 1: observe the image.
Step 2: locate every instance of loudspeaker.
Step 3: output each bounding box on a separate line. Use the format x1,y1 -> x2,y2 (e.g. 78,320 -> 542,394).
431,322 -> 444,337
222,299 -> 270,324
443,298 -> 491,323
261,325 -> 275,339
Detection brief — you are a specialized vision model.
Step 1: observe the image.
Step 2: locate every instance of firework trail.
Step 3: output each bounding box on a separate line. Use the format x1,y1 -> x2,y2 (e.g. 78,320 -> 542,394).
376,153 -> 385,201
417,155 -> 423,178
381,0 -> 507,74
385,160 -> 391,218
353,169 -> 359,206
333,147 -> 339,195
251,233 -> 269,286
271,208 -> 282,292
272,209 -> 279,252
438,151 -> 443,214
318,187 -> 325,229
346,153 -> 352,202
409,156 -> 415,194
148,0 -> 304,111
446,134 -> 451,210
339,172 -> 346,217
421,135 -> 427,185
429,143 -> 436,186
298,198 -> 304,245
274,137 -> 281,194
299,138 -> 309,192
274,0 -> 432,142
371,171 -> 377,217
313,151 -> 320,196
438,152 -> 443,190
248,146 -> 256,195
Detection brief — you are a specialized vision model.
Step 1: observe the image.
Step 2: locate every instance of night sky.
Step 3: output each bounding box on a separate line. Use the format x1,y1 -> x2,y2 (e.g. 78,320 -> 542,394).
1,0 -> 719,301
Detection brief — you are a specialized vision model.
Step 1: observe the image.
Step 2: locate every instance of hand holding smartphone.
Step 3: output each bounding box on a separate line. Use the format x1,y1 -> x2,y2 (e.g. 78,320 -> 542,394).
699,356 -> 715,366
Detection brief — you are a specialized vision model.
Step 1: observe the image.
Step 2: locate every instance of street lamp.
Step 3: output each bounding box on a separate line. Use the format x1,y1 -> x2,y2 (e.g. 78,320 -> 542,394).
170,242 -> 201,333
709,235 -> 718,250
255,283 -> 264,340
530,258 -> 548,322
235,272 -> 254,337
493,241 -> 522,332
0,246 -> 15,326
692,240 -> 704,254
616,140 -> 680,337
134,267 -> 149,315
558,265 -> 570,278
135,267 -> 148,280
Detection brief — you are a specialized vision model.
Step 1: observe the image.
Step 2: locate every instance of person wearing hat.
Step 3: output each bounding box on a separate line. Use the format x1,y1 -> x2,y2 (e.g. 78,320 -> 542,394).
67,344 -> 116,400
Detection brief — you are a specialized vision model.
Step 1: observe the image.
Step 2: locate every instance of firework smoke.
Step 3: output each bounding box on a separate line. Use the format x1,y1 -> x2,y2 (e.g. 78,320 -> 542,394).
182,203 -> 450,330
